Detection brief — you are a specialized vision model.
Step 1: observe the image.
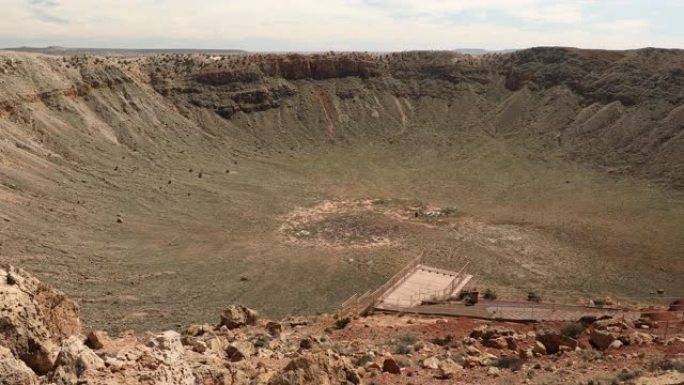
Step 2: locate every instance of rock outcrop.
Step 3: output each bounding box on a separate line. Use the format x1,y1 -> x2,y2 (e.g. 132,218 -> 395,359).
269,353 -> 347,385
0,345 -> 39,385
0,266 -> 680,385
220,305 -> 259,329
0,265 -> 81,374
536,328 -> 578,354
48,336 -> 105,384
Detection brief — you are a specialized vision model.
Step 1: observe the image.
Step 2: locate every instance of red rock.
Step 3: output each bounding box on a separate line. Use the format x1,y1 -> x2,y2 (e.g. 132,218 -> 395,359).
382,357 -> 401,374
669,299 -> 684,312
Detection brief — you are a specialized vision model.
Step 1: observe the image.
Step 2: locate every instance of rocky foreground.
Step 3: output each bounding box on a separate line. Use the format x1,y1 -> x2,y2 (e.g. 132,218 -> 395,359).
1,265 -> 683,385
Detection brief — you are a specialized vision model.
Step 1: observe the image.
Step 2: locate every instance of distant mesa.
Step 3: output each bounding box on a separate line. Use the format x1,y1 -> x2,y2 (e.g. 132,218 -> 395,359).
454,48 -> 519,55
2,46 -> 248,57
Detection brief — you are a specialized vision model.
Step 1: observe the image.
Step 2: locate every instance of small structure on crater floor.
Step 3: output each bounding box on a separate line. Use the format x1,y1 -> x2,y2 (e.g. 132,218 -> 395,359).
414,207 -> 458,218
337,253 -> 472,317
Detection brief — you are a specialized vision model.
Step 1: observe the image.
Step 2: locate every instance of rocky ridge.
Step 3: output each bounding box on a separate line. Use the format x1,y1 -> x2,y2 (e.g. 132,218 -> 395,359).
2,265 -> 683,385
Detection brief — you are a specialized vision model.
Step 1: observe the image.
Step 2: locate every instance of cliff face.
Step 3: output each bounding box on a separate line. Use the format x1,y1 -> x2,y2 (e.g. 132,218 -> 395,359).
500,47 -> 684,105
141,49 -> 683,187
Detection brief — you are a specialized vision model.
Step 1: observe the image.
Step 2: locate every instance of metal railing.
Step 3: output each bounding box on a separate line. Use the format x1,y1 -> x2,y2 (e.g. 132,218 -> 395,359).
397,261 -> 471,307
337,253 -> 423,318
377,296 -> 684,325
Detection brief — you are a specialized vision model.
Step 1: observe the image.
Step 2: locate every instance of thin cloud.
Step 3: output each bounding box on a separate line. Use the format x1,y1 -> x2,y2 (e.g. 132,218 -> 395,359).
27,0 -> 67,24
0,0 -> 680,50
28,0 -> 60,6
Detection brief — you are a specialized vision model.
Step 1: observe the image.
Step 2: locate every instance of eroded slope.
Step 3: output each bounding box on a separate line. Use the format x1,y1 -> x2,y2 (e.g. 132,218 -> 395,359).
0,48 -> 682,331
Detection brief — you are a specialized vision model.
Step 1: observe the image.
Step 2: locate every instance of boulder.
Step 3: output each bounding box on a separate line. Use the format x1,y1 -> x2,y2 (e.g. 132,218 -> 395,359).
505,336 -> 518,351
269,354 -> 334,385
185,323 -> 215,336
205,335 -> 230,355
141,331 -> 196,384
536,329 -> 577,354
608,340 -> 623,350
266,321 -> 283,337
253,370 -> 277,385
53,335 -> 105,375
0,345 -> 39,385
382,357 -> 401,374
487,366 -> 501,376
466,345 -> 481,356
483,336 -> 508,349
480,352 -> 499,366
344,368 -> 362,385
590,329 -> 618,350
436,358 -> 462,379
422,356 -> 440,369
462,355 -> 483,368
669,299 -> 684,312
519,348 -> 534,359
186,337 -> 208,353
0,265 -> 81,374
85,330 -> 109,350
220,305 -> 259,329
226,340 -> 256,362
532,341 -> 547,355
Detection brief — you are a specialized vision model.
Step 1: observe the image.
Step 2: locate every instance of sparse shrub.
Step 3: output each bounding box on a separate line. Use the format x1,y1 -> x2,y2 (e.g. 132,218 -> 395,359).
391,333 -> 417,355
394,344 -> 411,355
561,322 -> 586,339
613,370 -> 641,383
527,292 -> 542,302
396,357 -> 412,367
353,353 -> 373,367
397,333 -> 418,345
593,298 -> 606,307
253,335 -> 270,348
578,350 -> 606,362
335,317 -> 351,330
495,356 -> 523,371
586,378 -> 614,385
484,288 -> 498,300
430,335 -> 453,346
332,342 -> 351,356
649,358 -> 684,372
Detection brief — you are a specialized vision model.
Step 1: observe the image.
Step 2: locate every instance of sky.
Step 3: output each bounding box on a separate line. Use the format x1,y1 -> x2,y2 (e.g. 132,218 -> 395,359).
1,0 -> 682,51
